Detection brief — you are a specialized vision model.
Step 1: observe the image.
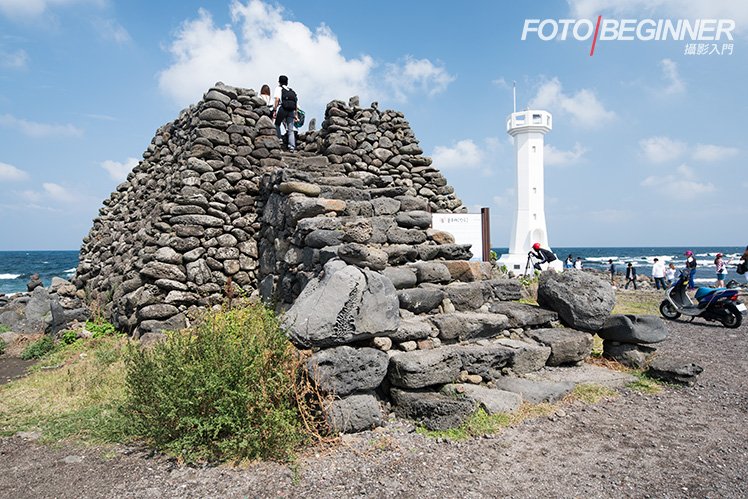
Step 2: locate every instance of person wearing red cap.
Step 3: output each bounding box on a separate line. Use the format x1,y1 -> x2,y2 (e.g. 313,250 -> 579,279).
684,250 -> 697,290
714,253 -> 731,288
528,242 -> 557,271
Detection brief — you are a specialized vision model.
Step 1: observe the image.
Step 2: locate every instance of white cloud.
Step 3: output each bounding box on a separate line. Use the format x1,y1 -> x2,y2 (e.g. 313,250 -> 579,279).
93,18 -> 131,44
641,163 -> 716,200
692,143 -> 739,162
385,56 -> 455,102
0,113 -> 83,138
0,162 -> 29,181
158,1 -> 376,110
660,59 -> 685,95
0,0 -> 104,19
432,139 -> 484,170
21,182 -> 78,204
587,209 -> 633,223
529,78 -> 615,128
0,47 -> 27,69
544,142 -> 587,166
567,0 -> 748,33
492,188 -> 515,207
639,136 -> 686,163
101,157 -> 138,182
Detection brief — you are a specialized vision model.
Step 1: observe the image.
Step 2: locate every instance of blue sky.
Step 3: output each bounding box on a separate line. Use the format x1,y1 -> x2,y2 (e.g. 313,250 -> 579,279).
0,0 -> 745,250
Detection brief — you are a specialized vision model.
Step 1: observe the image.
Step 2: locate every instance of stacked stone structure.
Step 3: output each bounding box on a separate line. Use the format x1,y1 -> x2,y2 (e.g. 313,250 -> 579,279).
75,83 -> 602,433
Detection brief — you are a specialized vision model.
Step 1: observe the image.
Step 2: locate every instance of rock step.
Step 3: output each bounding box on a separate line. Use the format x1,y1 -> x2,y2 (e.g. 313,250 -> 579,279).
396,279 -> 523,316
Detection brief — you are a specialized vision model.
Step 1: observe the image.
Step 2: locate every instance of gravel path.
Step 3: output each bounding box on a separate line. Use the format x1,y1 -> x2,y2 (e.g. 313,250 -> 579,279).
1,316 -> 746,498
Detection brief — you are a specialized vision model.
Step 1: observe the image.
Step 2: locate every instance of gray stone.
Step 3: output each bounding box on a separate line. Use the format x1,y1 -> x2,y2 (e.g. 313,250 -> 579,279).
430,312 -> 509,341
390,388 -> 475,430
279,181 -> 321,196
388,348 -> 461,389
154,247 -> 183,265
482,279 -> 523,301
488,302 -> 558,328
647,357 -> 703,386
284,261 -> 399,348
326,393 -> 383,433
442,384 -> 522,415
527,328 -> 593,366
371,197 -> 401,215
307,346 -> 389,397
337,243 -> 388,271
395,210 -> 431,229
537,271 -> 615,332
410,262 -> 451,284
397,288 -> 445,314
137,313 -> 187,335
495,339 -> 552,374
492,377 -> 575,404
140,262 -> 186,282
382,267 -> 417,290
443,282 -> 485,311
137,304 -> 180,320
386,226 -> 426,245
447,343 -> 513,380
305,229 -> 343,248
603,341 -> 656,368
389,317 -> 435,342
139,332 -> 167,351
598,314 -> 668,344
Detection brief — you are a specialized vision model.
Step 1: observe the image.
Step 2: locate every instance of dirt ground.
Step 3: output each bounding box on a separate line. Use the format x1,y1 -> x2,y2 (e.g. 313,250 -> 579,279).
1,315 -> 746,498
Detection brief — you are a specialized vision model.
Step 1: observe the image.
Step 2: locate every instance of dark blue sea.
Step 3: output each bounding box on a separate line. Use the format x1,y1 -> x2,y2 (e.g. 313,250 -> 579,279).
0,246 -> 745,295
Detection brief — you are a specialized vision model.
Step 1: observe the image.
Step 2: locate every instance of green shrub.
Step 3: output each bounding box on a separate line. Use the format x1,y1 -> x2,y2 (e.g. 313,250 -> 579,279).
122,302 -> 311,463
0,339 -> 6,355
60,330 -> 79,345
0,324 -> 10,334
86,320 -> 117,338
20,336 -> 55,360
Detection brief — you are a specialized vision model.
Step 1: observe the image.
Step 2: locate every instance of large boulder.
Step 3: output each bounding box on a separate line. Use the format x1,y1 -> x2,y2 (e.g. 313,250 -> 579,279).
307,346 -> 388,397
527,328 -> 593,366
390,388 -> 476,430
429,312 -> 509,341
495,338 -> 551,374
537,271 -> 615,332
488,302 -> 558,329
603,341 -> 656,368
445,343 -> 514,380
284,260 -> 399,348
647,357 -> 703,386
598,315 -> 668,344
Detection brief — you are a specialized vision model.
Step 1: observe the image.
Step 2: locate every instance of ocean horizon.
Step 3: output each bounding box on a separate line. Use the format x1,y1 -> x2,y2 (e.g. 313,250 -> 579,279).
1,245 -> 745,295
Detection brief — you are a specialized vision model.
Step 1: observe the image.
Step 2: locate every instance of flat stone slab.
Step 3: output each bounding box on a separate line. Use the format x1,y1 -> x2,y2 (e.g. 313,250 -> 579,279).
442,384 -> 522,415
495,338 -> 551,375
522,364 -> 638,389
492,377 -> 575,404
430,312 -> 509,342
647,357 -> 704,386
388,348 -> 461,389
598,314 -> 668,344
391,388 -> 476,430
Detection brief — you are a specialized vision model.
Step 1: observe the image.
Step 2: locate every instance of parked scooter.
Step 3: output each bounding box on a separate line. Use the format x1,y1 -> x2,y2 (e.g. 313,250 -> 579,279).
660,271 -> 747,328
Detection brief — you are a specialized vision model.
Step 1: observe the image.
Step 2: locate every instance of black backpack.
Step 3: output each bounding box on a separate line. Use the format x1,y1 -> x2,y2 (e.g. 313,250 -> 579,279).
281,87 -> 297,111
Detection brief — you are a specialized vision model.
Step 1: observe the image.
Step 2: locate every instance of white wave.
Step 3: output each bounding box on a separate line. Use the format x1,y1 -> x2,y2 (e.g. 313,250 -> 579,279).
583,256 -> 620,262
64,268 -> 76,273
0,273 -> 21,279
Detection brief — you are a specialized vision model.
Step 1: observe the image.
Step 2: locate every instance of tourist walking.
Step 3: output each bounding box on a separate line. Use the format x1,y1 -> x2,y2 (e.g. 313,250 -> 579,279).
564,254 -> 573,269
652,258 -> 667,290
625,262 -> 637,290
273,75 -> 298,152
665,263 -> 677,286
608,259 -> 616,285
714,253 -> 730,288
574,257 -> 583,270
684,250 -> 697,290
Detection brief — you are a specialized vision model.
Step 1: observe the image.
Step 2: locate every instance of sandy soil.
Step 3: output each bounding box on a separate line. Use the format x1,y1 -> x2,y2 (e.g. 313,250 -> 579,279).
1,315 -> 746,498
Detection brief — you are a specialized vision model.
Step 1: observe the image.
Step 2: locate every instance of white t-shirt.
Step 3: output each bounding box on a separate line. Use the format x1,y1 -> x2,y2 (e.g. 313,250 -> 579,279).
652,261 -> 666,278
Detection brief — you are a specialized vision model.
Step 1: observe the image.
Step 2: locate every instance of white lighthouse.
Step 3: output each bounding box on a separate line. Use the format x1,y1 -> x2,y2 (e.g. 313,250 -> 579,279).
497,109 -> 562,274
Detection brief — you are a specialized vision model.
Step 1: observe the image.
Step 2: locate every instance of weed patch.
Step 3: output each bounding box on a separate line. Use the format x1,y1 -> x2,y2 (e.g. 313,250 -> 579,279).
417,409 -> 512,440
20,336 -> 55,360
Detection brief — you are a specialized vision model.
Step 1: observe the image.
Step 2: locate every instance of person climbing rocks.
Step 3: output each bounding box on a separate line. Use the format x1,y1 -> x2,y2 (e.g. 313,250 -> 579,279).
272,75 -> 298,152
528,243 -> 557,271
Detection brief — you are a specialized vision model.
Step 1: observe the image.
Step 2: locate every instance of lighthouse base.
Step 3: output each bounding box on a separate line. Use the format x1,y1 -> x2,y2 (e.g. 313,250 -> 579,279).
497,252 -> 564,276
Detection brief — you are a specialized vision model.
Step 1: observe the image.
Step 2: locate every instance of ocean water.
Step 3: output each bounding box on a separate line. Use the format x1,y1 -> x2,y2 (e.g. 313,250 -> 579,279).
1,246 -> 746,295
0,251 -> 79,295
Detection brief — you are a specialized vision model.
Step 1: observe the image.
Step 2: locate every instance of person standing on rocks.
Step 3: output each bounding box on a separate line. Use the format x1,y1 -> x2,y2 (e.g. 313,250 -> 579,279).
665,262 -> 677,286
564,254 -> 573,269
608,259 -> 616,285
574,257 -> 583,270
651,258 -> 667,290
273,75 -> 298,152
260,84 -> 272,106
714,253 -> 731,288
624,262 -> 637,290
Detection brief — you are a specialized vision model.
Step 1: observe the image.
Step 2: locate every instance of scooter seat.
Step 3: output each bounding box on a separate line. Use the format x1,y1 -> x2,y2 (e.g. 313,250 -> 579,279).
695,287 -> 725,300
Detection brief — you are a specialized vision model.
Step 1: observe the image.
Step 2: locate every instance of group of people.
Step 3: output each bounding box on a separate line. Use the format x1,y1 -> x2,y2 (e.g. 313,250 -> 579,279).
259,75 -> 301,152
563,254 -> 583,270
608,246 -> 748,292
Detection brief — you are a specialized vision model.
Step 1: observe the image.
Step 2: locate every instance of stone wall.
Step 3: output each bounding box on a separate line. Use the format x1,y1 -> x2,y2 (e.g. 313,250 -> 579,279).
75,83 -> 463,335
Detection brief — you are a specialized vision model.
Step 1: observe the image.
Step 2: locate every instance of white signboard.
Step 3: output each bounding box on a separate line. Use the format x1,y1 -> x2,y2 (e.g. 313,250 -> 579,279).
432,213 -> 484,261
